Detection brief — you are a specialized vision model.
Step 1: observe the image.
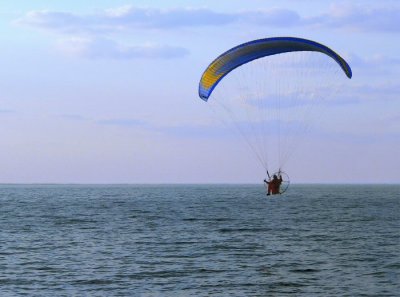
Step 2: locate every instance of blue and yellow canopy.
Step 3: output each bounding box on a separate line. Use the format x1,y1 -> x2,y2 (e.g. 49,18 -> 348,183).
198,37 -> 352,101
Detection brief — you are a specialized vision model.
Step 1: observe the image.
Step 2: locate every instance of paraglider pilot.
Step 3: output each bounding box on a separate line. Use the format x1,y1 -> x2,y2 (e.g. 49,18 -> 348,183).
264,174 -> 283,195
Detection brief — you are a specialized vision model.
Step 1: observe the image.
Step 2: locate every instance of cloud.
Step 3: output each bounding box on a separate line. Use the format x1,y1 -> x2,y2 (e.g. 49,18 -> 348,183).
17,10 -> 88,34
121,7 -> 235,28
239,9 -> 302,27
347,53 -> 400,70
56,37 -> 189,59
15,5 -> 400,61
97,118 -> 147,127
329,82 -> 399,110
311,4 -> 400,32
17,7 -> 235,33
353,83 -> 400,100
94,116 -> 234,139
59,114 -> 88,121
17,4 -> 400,33
0,109 -> 15,114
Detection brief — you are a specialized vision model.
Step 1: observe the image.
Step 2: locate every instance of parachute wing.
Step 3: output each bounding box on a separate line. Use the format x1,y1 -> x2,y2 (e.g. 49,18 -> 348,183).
198,37 -> 352,101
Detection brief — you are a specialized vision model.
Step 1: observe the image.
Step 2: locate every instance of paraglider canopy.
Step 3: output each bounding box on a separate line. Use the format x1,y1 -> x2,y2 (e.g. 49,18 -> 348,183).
199,37 -> 352,101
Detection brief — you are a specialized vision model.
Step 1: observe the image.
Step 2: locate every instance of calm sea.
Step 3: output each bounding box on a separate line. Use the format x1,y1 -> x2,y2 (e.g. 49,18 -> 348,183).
0,184 -> 399,296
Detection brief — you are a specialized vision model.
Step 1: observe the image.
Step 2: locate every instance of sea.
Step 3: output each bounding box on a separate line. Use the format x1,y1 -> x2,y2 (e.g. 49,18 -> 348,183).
0,184 -> 399,297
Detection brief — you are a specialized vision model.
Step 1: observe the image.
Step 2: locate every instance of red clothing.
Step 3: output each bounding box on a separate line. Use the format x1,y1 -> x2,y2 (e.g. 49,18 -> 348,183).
267,176 -> 282,195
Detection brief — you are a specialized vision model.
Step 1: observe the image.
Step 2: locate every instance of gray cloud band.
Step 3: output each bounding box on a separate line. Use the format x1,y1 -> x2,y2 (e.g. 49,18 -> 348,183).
17,6 -> 400,33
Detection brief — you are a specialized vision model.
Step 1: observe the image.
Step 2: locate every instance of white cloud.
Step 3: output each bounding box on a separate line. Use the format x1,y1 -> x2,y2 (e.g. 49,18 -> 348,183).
309,4 -> 400,32
18,10 -> 86,33
0,109 -> 15,114
239,9 -> 302,26
17,4 -> 400,33
16,5 -> 400,61
17,6 -> 235,33
97,118 -> 146,127
56,37 -> 189,59
347,53 -> 400,68
104,5 -> 133,18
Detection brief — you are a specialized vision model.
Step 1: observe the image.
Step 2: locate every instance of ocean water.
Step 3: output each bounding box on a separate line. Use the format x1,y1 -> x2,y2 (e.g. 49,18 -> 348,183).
0,184 -> 399,297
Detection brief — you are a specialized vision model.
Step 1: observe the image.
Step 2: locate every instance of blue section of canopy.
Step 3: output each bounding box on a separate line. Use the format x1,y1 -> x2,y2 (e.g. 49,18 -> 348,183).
199,37 -> 352,101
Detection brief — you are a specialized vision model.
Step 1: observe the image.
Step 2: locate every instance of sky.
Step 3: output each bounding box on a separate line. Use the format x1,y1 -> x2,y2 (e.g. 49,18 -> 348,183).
0,0 -> 399,184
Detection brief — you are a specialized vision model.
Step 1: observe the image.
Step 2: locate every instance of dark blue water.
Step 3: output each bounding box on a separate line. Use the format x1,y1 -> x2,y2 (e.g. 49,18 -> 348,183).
0,184 -> 399,296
